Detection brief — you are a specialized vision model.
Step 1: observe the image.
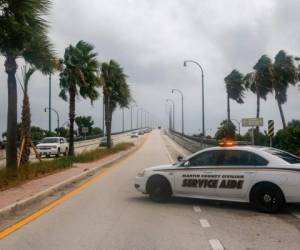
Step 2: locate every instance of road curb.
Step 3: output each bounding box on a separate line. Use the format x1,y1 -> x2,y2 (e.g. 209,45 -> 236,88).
0,137 -> 146,220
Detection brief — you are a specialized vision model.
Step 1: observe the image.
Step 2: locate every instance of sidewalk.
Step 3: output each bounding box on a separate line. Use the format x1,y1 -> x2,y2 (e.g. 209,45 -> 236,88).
0,137 -> 144,212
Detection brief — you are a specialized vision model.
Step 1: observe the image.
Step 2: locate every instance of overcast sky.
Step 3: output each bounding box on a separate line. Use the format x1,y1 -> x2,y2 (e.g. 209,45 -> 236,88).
1,0 -> 300,137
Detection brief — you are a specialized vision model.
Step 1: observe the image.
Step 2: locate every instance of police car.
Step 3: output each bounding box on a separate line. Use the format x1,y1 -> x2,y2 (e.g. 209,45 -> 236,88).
135,141 -> 300,213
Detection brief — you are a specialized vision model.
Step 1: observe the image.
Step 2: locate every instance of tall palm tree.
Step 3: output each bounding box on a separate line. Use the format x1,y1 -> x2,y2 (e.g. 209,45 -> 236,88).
59,41 -> 100,156
0,0 -> 55,173
272,50 -> 297,129
244,55 -> 273,135
224,69 -> 245,121
100,60 -> 131,148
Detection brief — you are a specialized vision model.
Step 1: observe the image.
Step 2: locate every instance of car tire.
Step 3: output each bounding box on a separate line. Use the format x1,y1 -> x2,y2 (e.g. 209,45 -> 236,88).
250,183 -> 285,213
147,176 -> 172,203
56,149 -> 60,158
64,148 -> 68,156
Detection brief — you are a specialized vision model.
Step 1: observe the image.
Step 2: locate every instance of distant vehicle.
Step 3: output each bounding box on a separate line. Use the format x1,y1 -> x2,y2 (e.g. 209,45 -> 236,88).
158,126 -> 161,129
99,137 -> 114,147
36,137 -> 69,158
131,132 -> 139,138
138,130 -> 144,135
135,141 -> 300,213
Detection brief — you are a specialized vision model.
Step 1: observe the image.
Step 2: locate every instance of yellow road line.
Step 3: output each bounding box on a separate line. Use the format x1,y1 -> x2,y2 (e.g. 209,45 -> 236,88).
0,141 -> 143,240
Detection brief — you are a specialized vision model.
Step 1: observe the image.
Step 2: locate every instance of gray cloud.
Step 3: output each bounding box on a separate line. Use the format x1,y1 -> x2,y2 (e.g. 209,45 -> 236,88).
1,0 -> 300,138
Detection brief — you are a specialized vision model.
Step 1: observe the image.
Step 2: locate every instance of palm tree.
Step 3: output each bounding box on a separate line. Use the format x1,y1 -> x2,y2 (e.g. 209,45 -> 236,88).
272,50 -> 297,129
244,55 -> 273,136
224,69 -> 245,121
0,0 -> 55,173
59,41 -> 100,156
18,66 -> 36,165
100,60 -> 131,148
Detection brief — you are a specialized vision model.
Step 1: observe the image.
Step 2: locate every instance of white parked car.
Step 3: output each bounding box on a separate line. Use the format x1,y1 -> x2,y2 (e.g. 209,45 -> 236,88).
36,137 -> 69,158
131,132 -> 139,138
135,143 -> 300,213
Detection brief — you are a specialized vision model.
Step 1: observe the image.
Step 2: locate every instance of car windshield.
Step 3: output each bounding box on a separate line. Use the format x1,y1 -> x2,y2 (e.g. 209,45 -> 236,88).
40,138 -> 59,143
264,148 -> 300,164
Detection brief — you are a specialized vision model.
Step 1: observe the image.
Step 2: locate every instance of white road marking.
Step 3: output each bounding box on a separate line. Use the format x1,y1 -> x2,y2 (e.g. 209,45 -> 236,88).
289,208 -> 300,219
209,239 -> 224,250
193,206 -> 201,213
199,219 -> 210,228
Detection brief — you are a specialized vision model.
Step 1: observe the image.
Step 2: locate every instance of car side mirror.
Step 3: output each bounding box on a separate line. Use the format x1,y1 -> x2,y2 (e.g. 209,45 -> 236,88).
177,156 -> 183,162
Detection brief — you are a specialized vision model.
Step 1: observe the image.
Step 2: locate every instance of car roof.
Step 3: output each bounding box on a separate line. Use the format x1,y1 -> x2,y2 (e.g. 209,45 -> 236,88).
188,145 -> 289,165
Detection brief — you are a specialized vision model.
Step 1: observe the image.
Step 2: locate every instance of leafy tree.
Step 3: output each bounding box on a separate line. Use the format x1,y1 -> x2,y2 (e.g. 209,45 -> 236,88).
215,120 -> 236,140
100,60 -> 131,148
224,70 -> 245,121
0,0 -> 55,173
55,127 -> 69,138
75,116 -> 94,135
273,120 -> 300,154
272,50 -> 297,128
59,41 -> 100,156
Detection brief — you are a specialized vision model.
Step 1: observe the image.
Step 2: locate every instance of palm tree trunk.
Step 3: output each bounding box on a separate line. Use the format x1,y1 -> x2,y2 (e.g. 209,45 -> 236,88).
275,90 -> 286,129
68,85 -> 76,156
255,91 -> 260,143
104,95 -> 113,149
20,88 -> 31,165
5,55 -> 18,174
227,94 -> 231,121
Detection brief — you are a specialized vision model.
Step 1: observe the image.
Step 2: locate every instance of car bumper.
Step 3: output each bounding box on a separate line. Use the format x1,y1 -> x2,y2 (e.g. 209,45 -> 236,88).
134,176 -> 147,193
37,149 -> 58,155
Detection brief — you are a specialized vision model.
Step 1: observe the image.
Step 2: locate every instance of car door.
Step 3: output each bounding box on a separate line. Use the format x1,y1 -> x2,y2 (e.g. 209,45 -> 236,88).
174,150 -> 221,198
216,150 -> 265,200
59,138 -> 66,152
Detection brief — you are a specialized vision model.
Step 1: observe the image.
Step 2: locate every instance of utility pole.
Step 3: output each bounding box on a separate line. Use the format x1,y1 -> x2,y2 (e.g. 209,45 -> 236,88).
172,89 -> 184,135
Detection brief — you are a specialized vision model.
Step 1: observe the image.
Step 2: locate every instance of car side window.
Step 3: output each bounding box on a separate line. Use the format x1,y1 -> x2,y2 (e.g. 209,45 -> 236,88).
60,138 -> 64,143
188,151 -> 220,167
219,150 -> 268,166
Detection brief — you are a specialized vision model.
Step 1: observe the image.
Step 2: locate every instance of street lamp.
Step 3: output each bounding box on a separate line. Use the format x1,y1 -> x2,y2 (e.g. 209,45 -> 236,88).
137,108 -> 143,128
44,107 -> 60,134
122,108 -> 125,132
184,60 -> 205,136
172,88 -> 184,135
130,102 -> 137,130
166,99 -> 175,130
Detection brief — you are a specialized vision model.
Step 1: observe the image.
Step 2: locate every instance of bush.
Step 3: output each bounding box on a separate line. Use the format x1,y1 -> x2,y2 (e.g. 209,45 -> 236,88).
273,120 -> 300,154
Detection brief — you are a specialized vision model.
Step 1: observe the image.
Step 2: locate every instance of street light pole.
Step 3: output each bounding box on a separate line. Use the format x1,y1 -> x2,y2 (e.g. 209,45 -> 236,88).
231,118 -> 241,135
130,102 -> 137,130
172,89 -> 184,135
44,107 -> 59,134
166,99 -> 175,130
48,73 -> 52,132
184,60 -> 205,136
122,108 -> 124,132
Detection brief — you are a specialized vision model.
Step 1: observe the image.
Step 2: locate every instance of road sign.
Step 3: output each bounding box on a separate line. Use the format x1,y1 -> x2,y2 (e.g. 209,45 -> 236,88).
82,127 -> 89,133
241,118 -> 263,127
268,120 -> 274,137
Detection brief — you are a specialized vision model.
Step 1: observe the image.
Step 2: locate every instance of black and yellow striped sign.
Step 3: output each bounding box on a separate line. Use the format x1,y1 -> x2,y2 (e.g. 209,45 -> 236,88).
268,120 -> 274,137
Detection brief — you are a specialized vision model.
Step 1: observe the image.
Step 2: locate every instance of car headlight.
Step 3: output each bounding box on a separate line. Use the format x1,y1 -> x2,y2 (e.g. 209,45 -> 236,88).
52,146 -> 57,149
137,170 -> 146,177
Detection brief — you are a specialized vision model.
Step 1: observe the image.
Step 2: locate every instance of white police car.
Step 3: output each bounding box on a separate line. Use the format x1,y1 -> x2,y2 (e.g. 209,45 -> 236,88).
135,142 -> 300,213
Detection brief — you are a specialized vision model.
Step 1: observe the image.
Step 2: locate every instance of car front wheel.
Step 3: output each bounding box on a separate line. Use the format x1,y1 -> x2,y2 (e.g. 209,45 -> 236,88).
147,176 -> 172,203
250,183 -> 285,213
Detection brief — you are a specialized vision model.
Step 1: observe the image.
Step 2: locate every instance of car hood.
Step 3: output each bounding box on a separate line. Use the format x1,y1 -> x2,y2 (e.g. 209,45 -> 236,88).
146,164 -> 174,171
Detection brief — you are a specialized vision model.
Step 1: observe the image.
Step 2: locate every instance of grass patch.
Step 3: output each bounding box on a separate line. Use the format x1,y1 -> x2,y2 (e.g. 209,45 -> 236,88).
0,142 -> 134,191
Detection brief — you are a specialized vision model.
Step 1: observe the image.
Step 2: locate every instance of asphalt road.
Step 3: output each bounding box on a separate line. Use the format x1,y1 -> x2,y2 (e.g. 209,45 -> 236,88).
1,130 -> 300,250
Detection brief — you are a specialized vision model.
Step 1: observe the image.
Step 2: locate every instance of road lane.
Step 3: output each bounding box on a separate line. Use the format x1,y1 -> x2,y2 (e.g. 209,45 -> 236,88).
0,130 -> 209,250
1,129 -> 300,250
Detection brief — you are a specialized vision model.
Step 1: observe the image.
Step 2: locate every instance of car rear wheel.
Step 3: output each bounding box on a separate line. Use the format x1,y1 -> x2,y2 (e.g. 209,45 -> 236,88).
250,183 -> 285,213
147,176 -> 172,203
64,148 -> 68,156
56,149 -> 60,158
